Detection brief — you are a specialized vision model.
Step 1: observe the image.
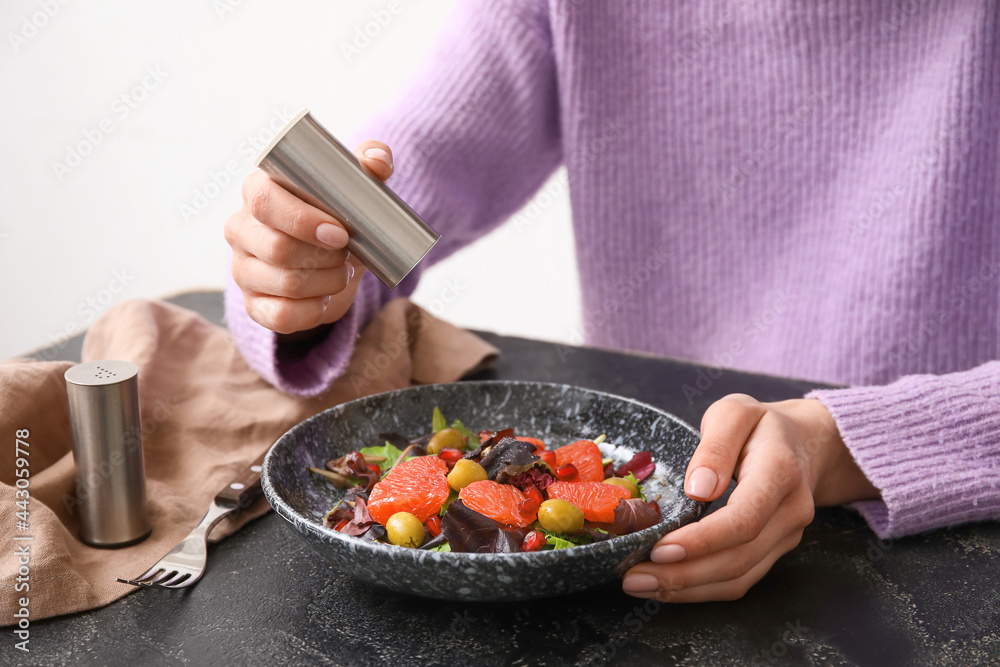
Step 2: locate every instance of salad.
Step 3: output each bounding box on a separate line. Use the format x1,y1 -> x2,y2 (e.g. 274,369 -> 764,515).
308,408 -> 661,553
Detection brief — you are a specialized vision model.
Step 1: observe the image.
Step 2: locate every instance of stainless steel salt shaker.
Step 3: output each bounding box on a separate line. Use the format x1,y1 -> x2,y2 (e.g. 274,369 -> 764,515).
64,360 -> 152,547
255,108 -> 440,289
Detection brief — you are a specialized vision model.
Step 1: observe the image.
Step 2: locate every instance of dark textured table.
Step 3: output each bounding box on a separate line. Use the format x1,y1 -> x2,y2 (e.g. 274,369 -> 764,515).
21,291 -> 999,667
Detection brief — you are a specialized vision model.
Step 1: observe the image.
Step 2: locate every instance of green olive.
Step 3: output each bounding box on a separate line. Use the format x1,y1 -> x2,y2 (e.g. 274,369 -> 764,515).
603,477 -> 639,499
427,428 -> 466,455
447,459 -> 488,491
537,499 -> 584,534
385,512 -> 425,548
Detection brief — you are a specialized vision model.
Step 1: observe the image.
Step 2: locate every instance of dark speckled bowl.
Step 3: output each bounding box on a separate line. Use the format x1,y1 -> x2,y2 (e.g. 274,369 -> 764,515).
261,381 -> 706,601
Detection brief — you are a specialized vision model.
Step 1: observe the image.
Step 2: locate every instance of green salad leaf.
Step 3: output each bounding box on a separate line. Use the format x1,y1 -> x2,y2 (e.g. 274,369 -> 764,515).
544,534 -> 577,550
450,419 -> 478,450
623,472 -> 648,501
439,489 -> 460,516
429,542 -> 451,552
432,406 -> 448,433
360,442 -> 408,475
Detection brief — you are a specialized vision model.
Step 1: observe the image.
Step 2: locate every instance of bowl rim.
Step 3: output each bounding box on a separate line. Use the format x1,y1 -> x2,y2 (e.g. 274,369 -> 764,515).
261,380 -> 705,563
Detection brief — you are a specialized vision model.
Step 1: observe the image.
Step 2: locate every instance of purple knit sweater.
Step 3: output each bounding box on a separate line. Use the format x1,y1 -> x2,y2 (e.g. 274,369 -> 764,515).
225,1 -> 1000,539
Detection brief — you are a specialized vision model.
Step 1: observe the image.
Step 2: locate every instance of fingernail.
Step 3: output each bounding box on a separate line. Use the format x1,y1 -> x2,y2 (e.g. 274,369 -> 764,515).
622,573 -> 660,594
686,467 -> 718,499
363,147 -> 392,170
316,223 -> 348,249
347,264 -> 355,282
344,250 -> 351,261
321,295 -> 331,308
650,544 -> 686,564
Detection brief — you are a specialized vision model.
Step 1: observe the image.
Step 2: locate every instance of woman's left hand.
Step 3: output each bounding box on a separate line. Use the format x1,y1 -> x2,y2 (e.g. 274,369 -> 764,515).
621,394 -> 879,602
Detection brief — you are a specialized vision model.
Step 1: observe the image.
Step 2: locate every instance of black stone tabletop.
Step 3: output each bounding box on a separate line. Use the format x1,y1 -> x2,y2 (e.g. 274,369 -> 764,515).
19,291 -> 999,667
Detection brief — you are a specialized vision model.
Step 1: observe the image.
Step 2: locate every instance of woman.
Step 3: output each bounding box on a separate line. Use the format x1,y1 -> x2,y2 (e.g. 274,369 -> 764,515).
223,1 -> 1000,602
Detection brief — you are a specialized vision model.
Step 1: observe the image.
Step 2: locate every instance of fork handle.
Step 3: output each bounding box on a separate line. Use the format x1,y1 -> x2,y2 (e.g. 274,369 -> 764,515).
214,449 -> 268,511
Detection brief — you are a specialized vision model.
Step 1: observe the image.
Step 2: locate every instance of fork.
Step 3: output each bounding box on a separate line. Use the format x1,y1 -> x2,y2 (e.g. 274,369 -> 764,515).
116,450 -> 268,589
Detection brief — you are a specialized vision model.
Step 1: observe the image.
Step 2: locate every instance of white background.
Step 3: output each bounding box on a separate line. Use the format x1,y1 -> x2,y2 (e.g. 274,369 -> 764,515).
0,0 -> 581,360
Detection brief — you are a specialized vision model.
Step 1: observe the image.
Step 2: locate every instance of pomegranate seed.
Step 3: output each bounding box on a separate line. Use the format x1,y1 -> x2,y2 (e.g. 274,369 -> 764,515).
522,530 -> 546,552
439,447 -> 463,463
368,464 -> 381,474
539,450 -> 557,468
520,486 -> 542,515
556,463 -> 579,481
334,519 -> 349,531
425,516 -> 442,537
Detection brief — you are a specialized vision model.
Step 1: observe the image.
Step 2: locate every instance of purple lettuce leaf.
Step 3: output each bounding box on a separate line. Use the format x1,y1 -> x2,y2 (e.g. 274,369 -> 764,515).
440,500 -> 529,554
615,451 -> 655,482
462,428 -> 514,460
326,451 -> 380,491
612,498 -> 661,534
338,496 -> 386,540
479,437 -> 540,483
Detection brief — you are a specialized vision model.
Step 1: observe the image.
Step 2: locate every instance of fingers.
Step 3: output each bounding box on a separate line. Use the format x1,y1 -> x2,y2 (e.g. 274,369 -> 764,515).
656,446 -> 810,561
626,484 -> 811,590
685,394 -> 767,500
235,217 -> 349,269
232,251 -> 352,300
242,170 -> 350,249
354,140 -> 394,181
242,293 -> 329,335
625,531 -> 804,603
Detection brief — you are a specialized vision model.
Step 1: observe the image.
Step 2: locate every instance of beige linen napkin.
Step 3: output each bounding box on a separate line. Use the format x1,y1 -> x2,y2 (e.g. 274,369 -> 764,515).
0,298 -> 498,623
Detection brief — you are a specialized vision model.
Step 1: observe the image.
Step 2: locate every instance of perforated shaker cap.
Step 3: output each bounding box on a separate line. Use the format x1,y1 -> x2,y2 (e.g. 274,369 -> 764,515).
64,360 -> 138,387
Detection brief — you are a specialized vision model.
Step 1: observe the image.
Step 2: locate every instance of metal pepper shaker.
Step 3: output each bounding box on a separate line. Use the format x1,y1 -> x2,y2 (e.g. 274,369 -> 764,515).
255,108 -> 440,289
64,360 -> 152,547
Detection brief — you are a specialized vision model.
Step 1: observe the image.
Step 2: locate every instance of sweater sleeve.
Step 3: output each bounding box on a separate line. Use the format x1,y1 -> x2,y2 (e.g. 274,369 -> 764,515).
806,361 -> 1000,539
224,0 -> 562,396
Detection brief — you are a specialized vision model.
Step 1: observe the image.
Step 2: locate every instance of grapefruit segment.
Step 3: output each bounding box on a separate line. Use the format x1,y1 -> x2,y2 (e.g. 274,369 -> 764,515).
368,456 -> 449,525
459,480 -> 536,527
554,440 -> 605,483
546,480 -> 629,523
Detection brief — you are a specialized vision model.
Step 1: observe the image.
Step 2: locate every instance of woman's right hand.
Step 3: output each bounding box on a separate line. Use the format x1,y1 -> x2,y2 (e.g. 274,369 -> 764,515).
224,141 -> 394,336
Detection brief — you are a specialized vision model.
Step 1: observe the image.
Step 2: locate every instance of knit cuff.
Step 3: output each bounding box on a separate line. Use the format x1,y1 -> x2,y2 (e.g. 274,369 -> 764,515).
223,270 -> 380,397
806,362 -> 1000,539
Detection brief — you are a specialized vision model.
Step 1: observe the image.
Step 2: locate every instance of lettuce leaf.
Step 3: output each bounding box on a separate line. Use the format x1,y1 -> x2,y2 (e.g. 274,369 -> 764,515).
623,472 -> 648,501
544,534 -> 577,550
479,437 -> 540,483
615,451 -> 655,482
429,542 -> 451,552
360,442 -> 407,475
612,498 -> 661,534
432,406 -> 448,433
441,500 -> 529,553
450,419 -> 478,450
